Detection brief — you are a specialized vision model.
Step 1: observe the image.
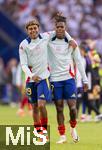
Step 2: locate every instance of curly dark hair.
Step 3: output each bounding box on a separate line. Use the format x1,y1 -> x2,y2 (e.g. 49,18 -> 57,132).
53,12 -> 66,24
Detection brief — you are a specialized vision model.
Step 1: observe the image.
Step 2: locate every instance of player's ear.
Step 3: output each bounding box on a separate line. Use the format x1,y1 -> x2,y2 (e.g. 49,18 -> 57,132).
25,28 -> 28,32
25,25 -> 29,33
38,25 -> 40,30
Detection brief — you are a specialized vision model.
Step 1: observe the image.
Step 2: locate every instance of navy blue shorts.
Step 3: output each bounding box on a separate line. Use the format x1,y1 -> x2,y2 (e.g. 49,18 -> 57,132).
51,78 -> 77,101
26,78 -> 52,103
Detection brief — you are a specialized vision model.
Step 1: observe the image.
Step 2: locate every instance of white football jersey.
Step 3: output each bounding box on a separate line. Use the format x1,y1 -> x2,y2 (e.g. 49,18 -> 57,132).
19,34 -> 50,82
48,36 -> 88,83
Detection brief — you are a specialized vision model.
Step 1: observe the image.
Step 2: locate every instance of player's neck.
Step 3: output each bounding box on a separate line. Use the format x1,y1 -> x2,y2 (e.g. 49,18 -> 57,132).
31,36 -> 39,40
56,35 -> 65,39
56,37 -> 65,40
29,34 -> 39,40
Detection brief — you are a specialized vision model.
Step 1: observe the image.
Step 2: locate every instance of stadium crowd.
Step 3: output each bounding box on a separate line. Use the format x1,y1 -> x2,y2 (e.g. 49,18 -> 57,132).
1,0 -> 102,53
0,0 -> 102,121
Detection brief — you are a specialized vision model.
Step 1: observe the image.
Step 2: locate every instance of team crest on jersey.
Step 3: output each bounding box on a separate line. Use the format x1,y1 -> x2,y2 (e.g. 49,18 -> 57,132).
55,46 -> 61,52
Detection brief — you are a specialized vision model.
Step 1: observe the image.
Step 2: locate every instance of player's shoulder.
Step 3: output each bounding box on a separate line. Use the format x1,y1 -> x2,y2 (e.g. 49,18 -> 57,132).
19,37 -> 31,48
20,39 -> 28,46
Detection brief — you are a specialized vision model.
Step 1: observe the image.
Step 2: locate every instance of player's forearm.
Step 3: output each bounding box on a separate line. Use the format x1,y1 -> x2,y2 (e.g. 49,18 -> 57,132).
65,31 -> 73,41
21,65 -> 34,78
73,47 -> 88,83
76,63 -> 88,83
41,31 -> 55,39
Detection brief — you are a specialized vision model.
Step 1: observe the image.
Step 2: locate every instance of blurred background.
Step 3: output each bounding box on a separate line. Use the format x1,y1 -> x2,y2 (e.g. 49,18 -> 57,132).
0,0 -> 102,122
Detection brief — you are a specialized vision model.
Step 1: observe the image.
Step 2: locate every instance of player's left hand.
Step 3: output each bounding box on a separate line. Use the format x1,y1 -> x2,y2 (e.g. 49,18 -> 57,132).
32,75 -> 41,83
83,83 -> 89,92
69,40 -> 77,49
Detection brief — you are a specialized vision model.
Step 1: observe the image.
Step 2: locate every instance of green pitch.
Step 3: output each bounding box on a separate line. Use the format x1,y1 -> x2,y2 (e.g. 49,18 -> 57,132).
0,104 -> 102,150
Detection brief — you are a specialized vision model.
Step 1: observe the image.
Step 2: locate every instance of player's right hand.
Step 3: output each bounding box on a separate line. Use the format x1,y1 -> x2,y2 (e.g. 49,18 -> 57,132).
83,83 -> 89,92
32,76 -> 41,83
69,40 -> 77,49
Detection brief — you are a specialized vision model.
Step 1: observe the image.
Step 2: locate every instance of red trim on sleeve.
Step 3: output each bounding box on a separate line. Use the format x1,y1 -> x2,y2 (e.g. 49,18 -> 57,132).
69,65 -> 76,78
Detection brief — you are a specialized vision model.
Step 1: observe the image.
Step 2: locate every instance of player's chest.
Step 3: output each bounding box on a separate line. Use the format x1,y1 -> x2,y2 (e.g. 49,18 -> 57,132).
49,42 -> 72,56
26,41 -> 47,56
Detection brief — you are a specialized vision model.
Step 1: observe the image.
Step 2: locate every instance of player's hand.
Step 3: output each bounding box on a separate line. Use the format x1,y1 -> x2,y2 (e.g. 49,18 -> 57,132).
32,76 -> 41,83
69,40 -> 77,49
83,83 -> 88,92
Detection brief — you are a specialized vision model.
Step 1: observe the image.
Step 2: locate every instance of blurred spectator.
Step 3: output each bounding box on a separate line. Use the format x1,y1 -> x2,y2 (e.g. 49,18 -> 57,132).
9,58 -> 19,105
2,58 -> 18,105
0,58 -> 6,102
16,63 -> 32,117
86,39 -> 101,85
1,0 -> 102,42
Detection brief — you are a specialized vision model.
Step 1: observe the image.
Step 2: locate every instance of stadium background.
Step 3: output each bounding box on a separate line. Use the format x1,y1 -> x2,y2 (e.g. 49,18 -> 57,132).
0,0 -> 102,150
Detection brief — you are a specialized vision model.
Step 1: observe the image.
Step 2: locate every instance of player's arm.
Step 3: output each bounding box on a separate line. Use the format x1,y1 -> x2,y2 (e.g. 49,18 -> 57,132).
42,31 -> 74,42
42,31 -> 77,51
19,42 -> 41,83
19,42 -> 33,78
72,46 -> 88,92
41,31 -> 77,47
65,32 -> 77,49
40,31 -> 56,40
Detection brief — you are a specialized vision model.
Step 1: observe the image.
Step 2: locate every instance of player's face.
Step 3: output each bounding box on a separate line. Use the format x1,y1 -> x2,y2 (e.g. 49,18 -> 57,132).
27,24 -> 39,39
55,22 -> 66,39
